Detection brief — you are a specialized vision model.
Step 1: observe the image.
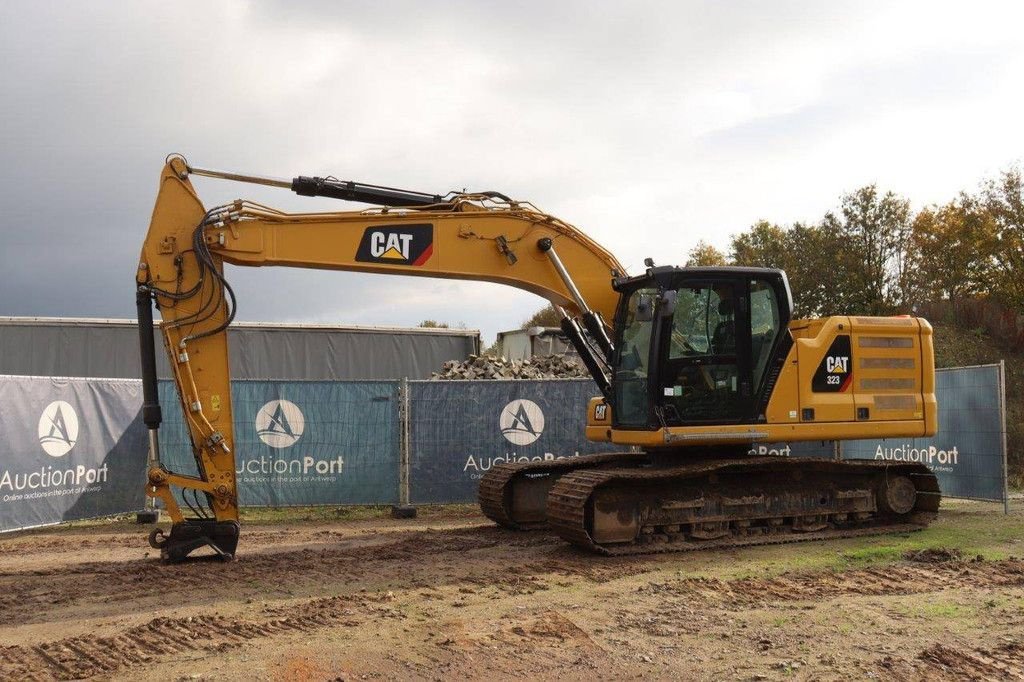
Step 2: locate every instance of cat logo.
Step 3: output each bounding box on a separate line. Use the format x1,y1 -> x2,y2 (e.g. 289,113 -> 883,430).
356,224 -> 433,266
826,356 -> 849,373
812,336 -> 853,393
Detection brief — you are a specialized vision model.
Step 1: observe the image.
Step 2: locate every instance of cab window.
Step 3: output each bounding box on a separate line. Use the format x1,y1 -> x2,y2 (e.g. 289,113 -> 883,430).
750,279 -> 781,391
661,283 -> 741,422
613,288 -> 656,426
668,285 -> 734,359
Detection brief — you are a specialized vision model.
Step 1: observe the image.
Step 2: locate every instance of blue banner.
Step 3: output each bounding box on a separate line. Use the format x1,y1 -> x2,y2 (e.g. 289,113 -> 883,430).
159,380 -> 400,506
407,379 -> 621,504
0,376 -> 147,532
841,365 -> 1005,502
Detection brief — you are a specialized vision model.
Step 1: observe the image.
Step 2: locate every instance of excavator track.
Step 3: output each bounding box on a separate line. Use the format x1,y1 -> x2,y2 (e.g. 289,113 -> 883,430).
546,457 -> 940,555
478,451 -> 644,529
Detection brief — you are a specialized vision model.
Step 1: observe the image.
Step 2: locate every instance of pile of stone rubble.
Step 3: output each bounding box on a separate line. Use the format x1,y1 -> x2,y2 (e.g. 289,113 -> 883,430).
431,354 -> 589,380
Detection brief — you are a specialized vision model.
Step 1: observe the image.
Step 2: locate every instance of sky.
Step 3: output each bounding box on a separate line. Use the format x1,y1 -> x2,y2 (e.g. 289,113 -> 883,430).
0,1 -> 1021,344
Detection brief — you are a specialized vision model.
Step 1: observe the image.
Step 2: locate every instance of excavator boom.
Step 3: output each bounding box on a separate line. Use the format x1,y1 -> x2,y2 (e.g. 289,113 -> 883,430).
137,155 -> 624,560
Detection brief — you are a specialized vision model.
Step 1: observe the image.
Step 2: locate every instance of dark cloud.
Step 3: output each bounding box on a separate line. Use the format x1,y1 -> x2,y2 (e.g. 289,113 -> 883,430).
0,1 -> 1021,342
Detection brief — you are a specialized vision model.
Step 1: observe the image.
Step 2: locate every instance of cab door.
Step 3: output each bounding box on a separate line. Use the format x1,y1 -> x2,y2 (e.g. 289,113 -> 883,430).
656,277 -> 753,424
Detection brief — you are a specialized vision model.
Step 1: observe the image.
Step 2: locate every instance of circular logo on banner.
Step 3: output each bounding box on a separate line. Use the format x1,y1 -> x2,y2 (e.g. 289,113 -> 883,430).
499,399 -> 545,446
255,399 -> 305,448
38,400 -> 79,457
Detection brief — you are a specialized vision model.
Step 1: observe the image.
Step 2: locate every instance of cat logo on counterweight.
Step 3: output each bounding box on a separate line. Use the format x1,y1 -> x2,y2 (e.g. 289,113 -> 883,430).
812,335 -> 853,392
356,224 -> 433,266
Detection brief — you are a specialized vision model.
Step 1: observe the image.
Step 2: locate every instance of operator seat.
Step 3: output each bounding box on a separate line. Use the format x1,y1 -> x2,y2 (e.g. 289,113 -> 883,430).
711,297 -> 736,354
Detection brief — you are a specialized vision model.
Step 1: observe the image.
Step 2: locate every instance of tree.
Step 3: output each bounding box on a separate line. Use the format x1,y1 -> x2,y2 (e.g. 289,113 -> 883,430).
909,195 -> 996,301
981,166 -> 1024,307
686,240 -> 727,266
520,304 -> 562,329
730,220 -> 790,269
821,185 -> 913,315
727,219 -> 843,317
417,320 -> 450,328
781,222 -> 840,318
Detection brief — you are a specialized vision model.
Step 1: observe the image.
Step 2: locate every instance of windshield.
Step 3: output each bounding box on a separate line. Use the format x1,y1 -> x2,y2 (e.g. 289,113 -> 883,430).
613,288 -> 656,427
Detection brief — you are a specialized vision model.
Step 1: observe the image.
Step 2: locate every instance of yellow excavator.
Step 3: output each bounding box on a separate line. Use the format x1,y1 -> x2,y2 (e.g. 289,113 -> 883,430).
137,155 -> 940,562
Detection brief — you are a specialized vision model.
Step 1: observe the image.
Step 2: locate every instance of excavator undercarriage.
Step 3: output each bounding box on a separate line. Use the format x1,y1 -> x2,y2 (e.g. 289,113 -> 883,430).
480,452 -> 940,555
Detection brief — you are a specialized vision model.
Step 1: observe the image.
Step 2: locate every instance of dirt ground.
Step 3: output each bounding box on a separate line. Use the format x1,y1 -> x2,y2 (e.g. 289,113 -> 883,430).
1,500 -> 1022,681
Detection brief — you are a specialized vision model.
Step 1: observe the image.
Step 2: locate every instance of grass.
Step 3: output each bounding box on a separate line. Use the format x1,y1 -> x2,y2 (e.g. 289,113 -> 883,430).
0,504 -> 481,538
238,505 -> 395,524
665,499 -> 1022,583
837,544 -> 905,565
916,601 -> 968,619
833,507 -> 1024,566
891,597 -> 977,622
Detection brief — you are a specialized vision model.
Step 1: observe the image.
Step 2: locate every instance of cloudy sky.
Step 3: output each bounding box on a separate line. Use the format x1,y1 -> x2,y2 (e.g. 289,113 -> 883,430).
1,1 -> 1021,343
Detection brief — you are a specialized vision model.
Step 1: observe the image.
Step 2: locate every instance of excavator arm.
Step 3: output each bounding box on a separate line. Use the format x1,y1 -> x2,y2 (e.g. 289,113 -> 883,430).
136,155 -> 626,561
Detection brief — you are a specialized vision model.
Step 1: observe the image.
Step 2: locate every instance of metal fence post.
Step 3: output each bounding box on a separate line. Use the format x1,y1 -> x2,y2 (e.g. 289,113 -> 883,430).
1000,360 -> 1010,515
391,377 -> 416,518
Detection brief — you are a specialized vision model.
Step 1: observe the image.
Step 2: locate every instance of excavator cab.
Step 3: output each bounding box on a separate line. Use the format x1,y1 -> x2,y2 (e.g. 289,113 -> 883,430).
610,266 -> 792,430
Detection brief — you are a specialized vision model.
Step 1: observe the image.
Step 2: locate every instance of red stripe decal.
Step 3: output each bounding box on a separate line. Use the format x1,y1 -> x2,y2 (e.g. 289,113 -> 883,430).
839,372 -> 853,392
412,243 -> 433,266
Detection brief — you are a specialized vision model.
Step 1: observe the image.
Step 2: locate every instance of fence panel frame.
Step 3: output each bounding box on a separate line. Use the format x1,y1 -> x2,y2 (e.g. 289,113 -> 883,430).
1000,360 -> 1009,514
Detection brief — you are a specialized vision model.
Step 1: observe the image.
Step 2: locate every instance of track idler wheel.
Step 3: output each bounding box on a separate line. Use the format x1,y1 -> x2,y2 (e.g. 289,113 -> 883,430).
877,475 -> 917,516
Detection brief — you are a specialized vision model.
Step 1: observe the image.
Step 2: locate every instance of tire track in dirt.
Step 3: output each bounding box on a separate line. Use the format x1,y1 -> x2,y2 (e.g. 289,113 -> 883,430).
876,640 -> 1024,680
0,528 -> 314,556
920,641 -> 1024,680
617,558 -> 1024,639
0,593 -> 402,681
638,558 -> 1024,608
0,525 -> 559,626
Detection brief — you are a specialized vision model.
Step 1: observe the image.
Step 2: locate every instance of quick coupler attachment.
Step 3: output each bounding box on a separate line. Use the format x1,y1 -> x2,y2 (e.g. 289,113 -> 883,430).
148,519 -> 241,563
